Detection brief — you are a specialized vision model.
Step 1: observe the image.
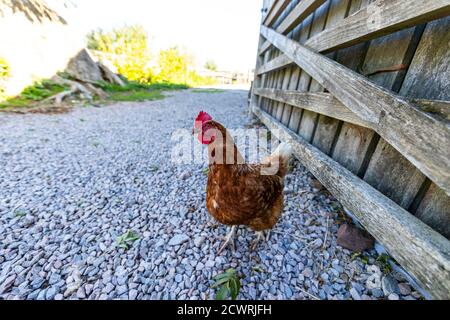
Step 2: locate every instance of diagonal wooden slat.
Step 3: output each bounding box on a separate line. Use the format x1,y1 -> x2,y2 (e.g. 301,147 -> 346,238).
259,0 -> 326,55
258,0 -> 450,71
252,105 -> 450,300
263,0 -> 290,27
260,25 -> 450,196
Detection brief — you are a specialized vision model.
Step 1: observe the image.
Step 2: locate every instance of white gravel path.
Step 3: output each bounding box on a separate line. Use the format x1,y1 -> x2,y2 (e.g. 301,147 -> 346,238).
0,88 -> 420,300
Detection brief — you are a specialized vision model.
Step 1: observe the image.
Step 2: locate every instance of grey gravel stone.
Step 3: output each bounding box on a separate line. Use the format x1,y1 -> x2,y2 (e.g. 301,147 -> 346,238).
0,88 -> 421,301
168,234 -> 189,246
382,276 -> 400,296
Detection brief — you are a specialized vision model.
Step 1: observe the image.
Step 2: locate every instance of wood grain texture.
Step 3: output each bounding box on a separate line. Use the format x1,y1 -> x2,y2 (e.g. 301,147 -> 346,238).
260,25 -> 450,196
260,0 -> 327,55
257,0 -> 450,74
254,89 -> 371,127
415,184 -> 450,239
400,16 -> 450,101
311,0 -> 352,154
398,16 -> 450,238
297,1 -> 331,142
252,105 -> 450,300
263,0 -> 290,27
360,24 -> 427,210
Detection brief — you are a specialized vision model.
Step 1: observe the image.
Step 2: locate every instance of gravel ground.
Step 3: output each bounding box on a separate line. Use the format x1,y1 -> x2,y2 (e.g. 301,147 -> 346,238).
0,88 -> 421,300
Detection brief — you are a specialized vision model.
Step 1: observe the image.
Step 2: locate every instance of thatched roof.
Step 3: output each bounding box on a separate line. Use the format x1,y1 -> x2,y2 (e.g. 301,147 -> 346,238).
0,0 -> 66,24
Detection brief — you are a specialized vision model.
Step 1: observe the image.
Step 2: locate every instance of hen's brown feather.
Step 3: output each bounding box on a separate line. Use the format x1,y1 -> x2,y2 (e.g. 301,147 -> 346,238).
204,121 -> 288,231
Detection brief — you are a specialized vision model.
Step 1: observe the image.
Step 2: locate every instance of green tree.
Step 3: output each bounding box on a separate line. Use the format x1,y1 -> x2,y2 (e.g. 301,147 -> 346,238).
155,47 -> 191,84
87,25 -> 152,83
204,60 -> 218,71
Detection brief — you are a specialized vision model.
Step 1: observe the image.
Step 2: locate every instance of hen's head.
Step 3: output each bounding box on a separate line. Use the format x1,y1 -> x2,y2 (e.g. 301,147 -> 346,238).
193,111 -> 216,145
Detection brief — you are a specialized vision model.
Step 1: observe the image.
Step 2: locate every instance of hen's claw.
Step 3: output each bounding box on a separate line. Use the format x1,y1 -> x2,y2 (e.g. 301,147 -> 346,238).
251,231 -> 269,250
218,226 -> 237,255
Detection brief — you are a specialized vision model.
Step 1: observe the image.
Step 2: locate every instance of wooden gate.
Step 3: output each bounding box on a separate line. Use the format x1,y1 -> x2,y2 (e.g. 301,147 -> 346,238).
250,0 -> 450,299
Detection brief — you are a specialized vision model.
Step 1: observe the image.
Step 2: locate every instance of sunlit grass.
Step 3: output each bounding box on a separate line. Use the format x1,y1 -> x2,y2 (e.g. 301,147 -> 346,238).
108,90 -> 166,102
192,89 -> 225,94
0,80 -> 69,110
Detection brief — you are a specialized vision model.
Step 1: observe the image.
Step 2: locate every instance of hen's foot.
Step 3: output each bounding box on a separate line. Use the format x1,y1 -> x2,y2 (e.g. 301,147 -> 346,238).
218,226 -> 237,255
251,231 -> 270,250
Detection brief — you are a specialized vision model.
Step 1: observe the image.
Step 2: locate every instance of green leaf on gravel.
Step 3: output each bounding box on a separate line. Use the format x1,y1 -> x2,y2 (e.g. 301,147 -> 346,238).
215,285 -> 229,300
116,230 -> 140,249
202,168 -> 209,175
150,165 -> 159,172
14,210 -> 27,218
212,268 -> 241,300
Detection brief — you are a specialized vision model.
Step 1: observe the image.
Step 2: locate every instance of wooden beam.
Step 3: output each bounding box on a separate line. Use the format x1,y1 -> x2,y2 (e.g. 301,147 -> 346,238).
256,54 -> 293,75
252,105 -> 450,300
263,0 -> 290,27
261,25 -> 450,196
254,88 -> 372,128
254,88 -> 450,127
307,0 -> 450,53
258,0 -> 450,70
259,0 -> 326,55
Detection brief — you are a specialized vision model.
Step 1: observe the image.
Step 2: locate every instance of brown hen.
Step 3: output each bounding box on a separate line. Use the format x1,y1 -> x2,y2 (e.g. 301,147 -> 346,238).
193,111 -> 292,253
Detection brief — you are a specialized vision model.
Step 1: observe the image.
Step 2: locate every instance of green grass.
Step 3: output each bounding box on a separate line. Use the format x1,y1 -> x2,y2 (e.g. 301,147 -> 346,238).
0,80 -> 69,109
108,90 -> 166,102
192,89 -> 225,94
0,77 -> 189,110
98,80 -> 188,103
97,80 -> 189,93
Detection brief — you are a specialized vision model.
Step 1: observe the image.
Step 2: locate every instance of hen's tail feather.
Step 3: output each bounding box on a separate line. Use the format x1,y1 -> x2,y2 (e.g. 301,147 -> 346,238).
263,142 -> 293,178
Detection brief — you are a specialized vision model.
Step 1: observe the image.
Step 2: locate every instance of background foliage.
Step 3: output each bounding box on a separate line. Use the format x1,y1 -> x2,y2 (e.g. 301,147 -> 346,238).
0,56 -> 10,100
87,25 -> 216,87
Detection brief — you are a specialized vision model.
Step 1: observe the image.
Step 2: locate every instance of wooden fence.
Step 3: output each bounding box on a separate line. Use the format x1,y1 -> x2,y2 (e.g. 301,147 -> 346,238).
250,0 -> 450,299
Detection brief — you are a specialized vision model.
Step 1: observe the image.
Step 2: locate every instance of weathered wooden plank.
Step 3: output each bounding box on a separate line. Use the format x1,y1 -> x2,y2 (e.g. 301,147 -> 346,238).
297,1 -> 331,142
399,16 -> 450,238
257,0 -> 450,74
415,184 -> 450,239
263,0 -> 290,27
400,16 -> 450,101
306,0 -> 450,53
311,0 -> 371,155
254,89 -> 371,127
331,123 -> 376,175
260,0 -> 327,55
260,25 -> 450,195
359,24 -> 427,209
255,89 -> 450,130
252,105 -> 450,300
364,140 -> 427,209
287,15 -> 314,131
256,54 -> 292,75
412,99 -> 450,123
311,0 -> 352,154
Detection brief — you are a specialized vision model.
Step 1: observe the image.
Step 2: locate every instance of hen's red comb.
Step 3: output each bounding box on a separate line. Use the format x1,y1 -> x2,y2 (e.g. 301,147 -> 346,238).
195,111 -> 213,123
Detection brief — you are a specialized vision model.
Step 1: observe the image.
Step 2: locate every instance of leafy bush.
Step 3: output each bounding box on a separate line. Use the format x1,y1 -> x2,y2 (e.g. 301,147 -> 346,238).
87,25 -> 217,87
0,57 -> 9,79
87,25 -> 153,83
0,57 -> 10,101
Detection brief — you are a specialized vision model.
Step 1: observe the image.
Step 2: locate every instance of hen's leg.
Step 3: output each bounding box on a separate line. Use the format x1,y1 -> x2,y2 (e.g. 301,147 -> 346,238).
218,225 -> 237,255
251,231 -> 269,250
